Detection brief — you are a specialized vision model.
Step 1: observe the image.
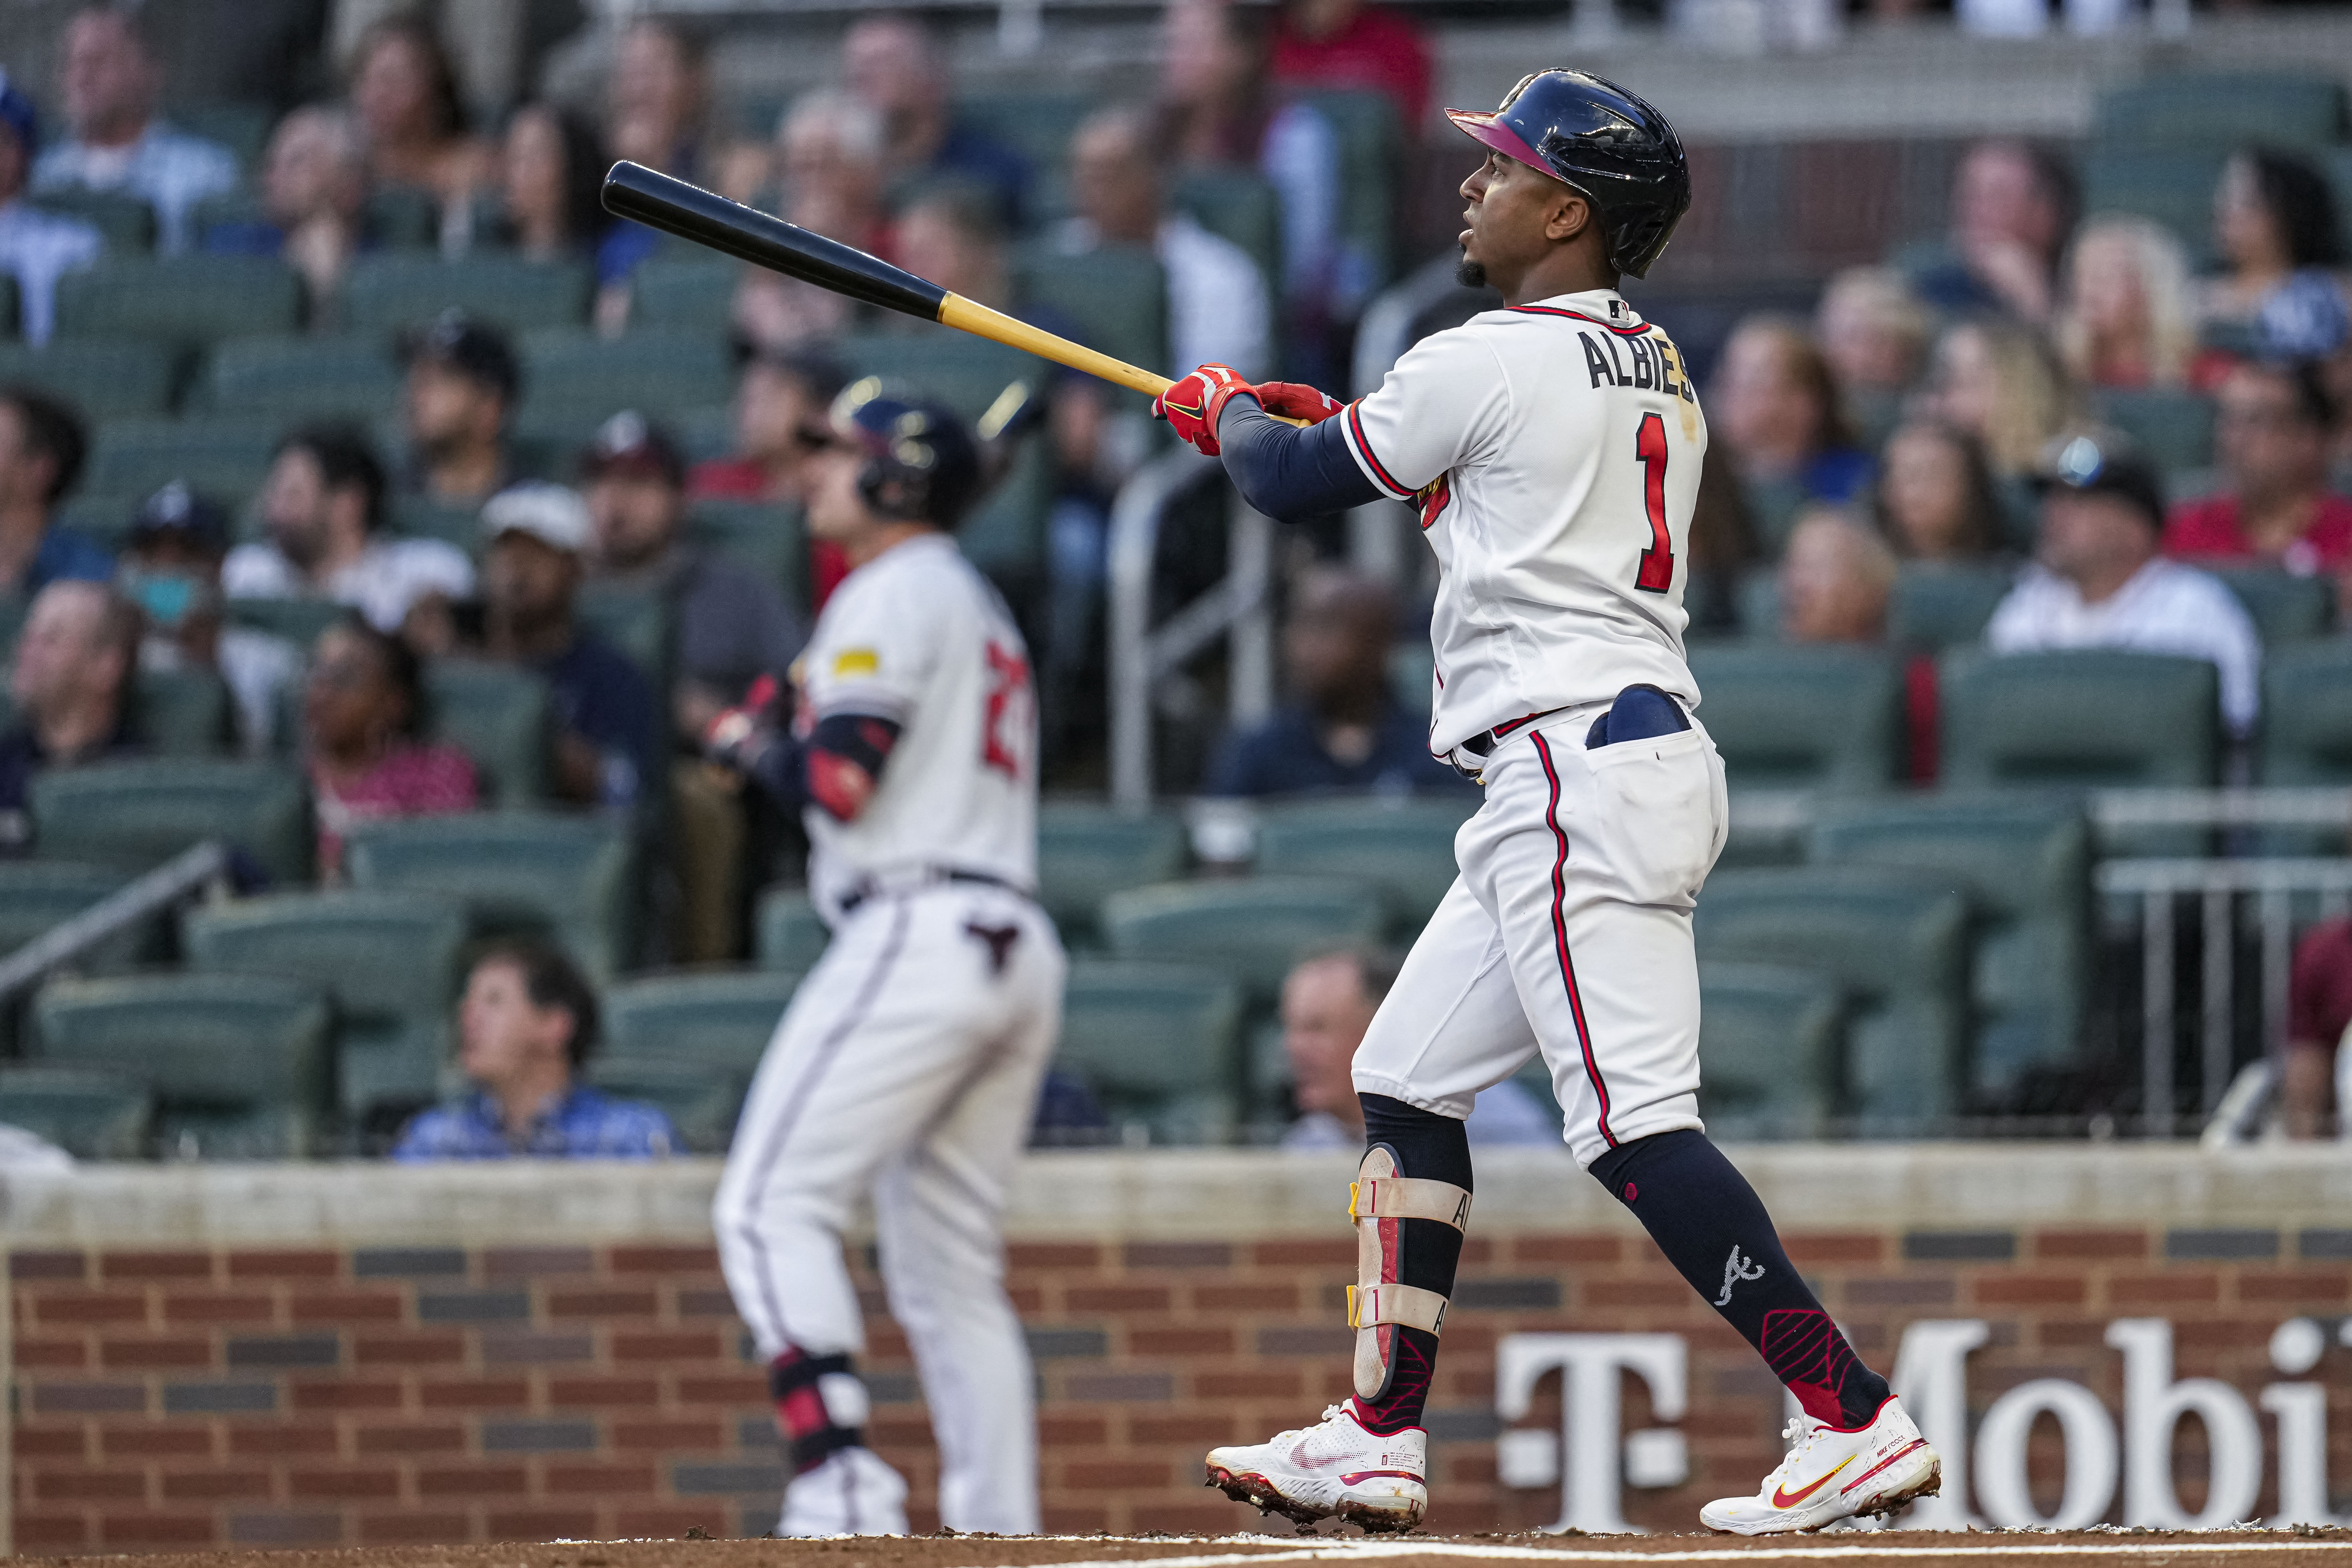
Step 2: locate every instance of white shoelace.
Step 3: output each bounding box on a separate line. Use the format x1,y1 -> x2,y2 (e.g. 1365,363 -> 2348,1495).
1765,1416 -> 1822,1491
1271,1404 -> 1353,1446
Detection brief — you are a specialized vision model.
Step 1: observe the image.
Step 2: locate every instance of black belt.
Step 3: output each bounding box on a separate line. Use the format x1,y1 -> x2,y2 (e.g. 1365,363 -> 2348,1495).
837,867 -> 1027,916
1460,706 -> 1568,760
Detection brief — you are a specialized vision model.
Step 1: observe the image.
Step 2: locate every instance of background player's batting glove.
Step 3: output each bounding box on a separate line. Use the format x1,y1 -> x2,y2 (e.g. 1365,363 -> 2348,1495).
702,673 -> 782,773
1151,363 -> 1255,456
1254,381 -> 1345,425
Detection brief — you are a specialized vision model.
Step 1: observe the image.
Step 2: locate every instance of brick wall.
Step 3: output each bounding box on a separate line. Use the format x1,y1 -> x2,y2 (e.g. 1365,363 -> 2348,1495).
12,1219 -> 2351,1551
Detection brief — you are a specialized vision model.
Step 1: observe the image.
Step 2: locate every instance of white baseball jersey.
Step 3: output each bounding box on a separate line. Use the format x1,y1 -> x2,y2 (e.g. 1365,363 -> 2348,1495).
1337,287 -> 1707,754
792,532 -> 1038,916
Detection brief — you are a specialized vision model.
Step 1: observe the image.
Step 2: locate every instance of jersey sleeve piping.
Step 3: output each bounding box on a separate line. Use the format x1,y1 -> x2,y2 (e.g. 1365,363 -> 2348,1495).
1341,401 -> 1416,500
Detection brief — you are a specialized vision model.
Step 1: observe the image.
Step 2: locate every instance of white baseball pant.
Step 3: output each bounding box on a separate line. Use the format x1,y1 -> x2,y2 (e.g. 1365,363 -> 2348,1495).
1352,702 -> 1729,1169
713,882 -> 1065,1534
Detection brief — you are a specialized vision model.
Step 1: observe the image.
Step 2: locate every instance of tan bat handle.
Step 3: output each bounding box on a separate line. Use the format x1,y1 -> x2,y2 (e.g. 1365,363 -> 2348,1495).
939,294 -> 1172,398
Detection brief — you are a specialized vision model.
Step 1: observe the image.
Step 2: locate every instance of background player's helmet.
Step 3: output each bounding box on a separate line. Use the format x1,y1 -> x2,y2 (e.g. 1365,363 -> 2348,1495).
1446,69 -> 1692,280
831,378 -> 983,529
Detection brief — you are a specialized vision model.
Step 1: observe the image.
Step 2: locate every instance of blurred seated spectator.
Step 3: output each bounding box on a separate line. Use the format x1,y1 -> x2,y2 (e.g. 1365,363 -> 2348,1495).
497,101 -> 607,262
2282,918 -> 2351,1140
1781,506 -> 1894,644
2055,215 -> 2197,390
1988,436 -> 2260,737
2200,148 -> 2345,331
1713,317 -> 1870,552
731,91 -> 887,352
1874,420 -> 2006,563
479,483 -> 661,814
1205,566 -> 1468,801
690,347 -> 850,509
1815,266 -> 1932,403
1686,444 -> 1759,636
32,7 -> 239,254
1056,106 -> 1271,380
120,482 -> 297,755
0,388 -> 109,595
205,105 -> 366,311
595,18 -> 709,307
1161,0 -> 1350,381
1919,317 -> 2076,535
401,312 -> 525,505
2166,360 -> 2352,589
346,18 -> 489,230
1903,138 -> 2075,324
1271,0 -> 1431,132
393,940 -> 677,1160
305,617 -> 477,882
0,580 -> 141,836
225,425 -> 473,639
841,14 -> 1031,227
1279,946 -> 1553,1151
0,77 -> 101,347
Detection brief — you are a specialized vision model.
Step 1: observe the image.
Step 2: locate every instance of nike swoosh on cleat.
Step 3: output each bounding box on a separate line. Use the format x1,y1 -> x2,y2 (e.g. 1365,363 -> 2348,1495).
1769,1454 -> 1854,1509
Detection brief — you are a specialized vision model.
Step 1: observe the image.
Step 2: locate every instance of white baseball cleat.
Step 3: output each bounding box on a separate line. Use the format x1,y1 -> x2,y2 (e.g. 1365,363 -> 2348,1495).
775,1445 -> 909,1537
1205,1402 -> 1427,1533
1700,1395 -> 1940,1535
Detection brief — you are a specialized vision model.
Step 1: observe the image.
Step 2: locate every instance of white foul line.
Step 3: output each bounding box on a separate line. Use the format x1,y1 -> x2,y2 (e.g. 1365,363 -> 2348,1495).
999,1541 -> 2351,1568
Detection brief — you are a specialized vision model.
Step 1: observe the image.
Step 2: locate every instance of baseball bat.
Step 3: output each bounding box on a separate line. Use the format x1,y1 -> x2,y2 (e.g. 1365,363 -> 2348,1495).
602,160 -> 1173,399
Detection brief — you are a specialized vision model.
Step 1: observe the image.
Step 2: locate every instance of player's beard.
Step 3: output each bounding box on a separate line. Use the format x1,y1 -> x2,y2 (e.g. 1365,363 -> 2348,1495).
1455,252 -> 1487,290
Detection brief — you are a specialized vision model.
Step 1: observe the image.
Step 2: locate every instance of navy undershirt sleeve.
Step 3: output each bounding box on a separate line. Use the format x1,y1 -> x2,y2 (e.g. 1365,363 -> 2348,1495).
1215,397 -> 1382,520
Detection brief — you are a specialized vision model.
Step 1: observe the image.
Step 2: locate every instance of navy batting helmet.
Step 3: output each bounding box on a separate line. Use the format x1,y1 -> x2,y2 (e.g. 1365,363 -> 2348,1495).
831,378 -> 982,530
1447,70 -> 1691,280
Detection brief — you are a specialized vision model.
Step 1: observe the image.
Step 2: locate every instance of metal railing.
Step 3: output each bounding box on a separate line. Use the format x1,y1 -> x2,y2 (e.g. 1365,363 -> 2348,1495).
0,842 -> 229,1005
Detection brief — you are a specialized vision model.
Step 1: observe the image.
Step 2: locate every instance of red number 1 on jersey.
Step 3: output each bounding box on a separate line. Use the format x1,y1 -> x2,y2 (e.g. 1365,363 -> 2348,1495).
1634,411 -> 1674,594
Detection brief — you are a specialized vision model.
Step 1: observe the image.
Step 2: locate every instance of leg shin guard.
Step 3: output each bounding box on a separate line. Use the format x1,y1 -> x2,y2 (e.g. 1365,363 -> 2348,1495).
1348,1096 -> 1474,1430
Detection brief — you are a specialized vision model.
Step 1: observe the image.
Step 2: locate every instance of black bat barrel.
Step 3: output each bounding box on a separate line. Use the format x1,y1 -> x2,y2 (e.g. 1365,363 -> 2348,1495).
600,160 -> 947,323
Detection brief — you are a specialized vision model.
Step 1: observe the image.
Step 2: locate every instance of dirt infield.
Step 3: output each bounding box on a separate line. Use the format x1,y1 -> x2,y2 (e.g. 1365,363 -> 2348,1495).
28,1527 -> 2352,1568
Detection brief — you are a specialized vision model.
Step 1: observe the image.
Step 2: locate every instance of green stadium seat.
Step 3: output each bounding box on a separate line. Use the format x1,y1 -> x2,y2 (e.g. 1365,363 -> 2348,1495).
2262,639 -> 2352,786
583,1053 -> 738,1152
1688,644 -> 1903,791
629,259 -> 740,334
0,276 -> 19,337
365,185 -> 440,250
182,890 -> 469,1118
0,340 -> 174,417
0,1066 -> 152,1158
53,491 -> 145,549
1939,648 -> 2220,789
1012,247 -> 1166,400
2094,74 -> 2343,146
33,972 -> 333,1156
423,658 -> 550,806
55,255 -> 301,348
688,498 -> 806,603
1889,562 -> 2014,653
389,494 -> 479,550
1035,801 -> 1186,941
604,968 -> 799,1075
2093,388 -> 2215,475
87,416 -> 277,499
31,758 -> 310,884
226,596 -> 347,649
1253,794 -> 1477,933
1172,167 -> 1282,303
175,102 -> 273,167
1301,90 -> 1402,295
1100,876 -> 1386,1000
198,335 -> 399,419
961,438 -> 1051,578
519,330 -> 734,420
952,91 -> 1099,219
2078,144 -> 2230,257
1056,958 -> 1242,1143
1696,867 -> 1969,1125
755,889 -> 829,972
1811,795 -> 2090,1100
340,255 -> 594,337
132,665 -> 232,754
0,861 -> 157,970
1695,962 -> 1844,1140
343,811 -> 636,979
29,191 -> 155,252
2210,566 -> 2334,643
576,582 -> 670,687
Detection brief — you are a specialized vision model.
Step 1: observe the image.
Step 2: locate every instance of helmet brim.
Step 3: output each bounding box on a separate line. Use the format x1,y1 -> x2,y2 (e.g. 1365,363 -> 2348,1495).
1445,108 -> 1557,183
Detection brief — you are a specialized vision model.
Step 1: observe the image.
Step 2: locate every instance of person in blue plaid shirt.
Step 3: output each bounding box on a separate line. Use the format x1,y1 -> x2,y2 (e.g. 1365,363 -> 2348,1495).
392,939 -> 677,1161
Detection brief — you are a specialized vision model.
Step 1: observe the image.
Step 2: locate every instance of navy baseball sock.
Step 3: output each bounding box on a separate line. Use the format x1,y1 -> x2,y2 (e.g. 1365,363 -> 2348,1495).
1351,1093 -> 1474,1437
1587,1130 -> 1892,1430
769,1346 -> 869,1473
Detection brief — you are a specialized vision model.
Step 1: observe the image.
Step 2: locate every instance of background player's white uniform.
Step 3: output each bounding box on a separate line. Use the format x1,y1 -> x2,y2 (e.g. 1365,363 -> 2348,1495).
1335,287 -> 1727,1168
713,532 -> 1065,1533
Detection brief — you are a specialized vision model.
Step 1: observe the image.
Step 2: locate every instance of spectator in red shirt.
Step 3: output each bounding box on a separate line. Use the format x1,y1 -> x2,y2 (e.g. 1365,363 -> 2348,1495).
304,617 -> 477,882
687,348 -> 850,605
2283,917 -> 2352,1138
1269,0 -> 1430,132
2164,359 -> 2352,587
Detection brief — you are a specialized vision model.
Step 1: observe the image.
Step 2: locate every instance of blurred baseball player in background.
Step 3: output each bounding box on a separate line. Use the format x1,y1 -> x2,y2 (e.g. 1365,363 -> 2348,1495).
1153,70 -> 1940,1536
705,383 -> 1063,1537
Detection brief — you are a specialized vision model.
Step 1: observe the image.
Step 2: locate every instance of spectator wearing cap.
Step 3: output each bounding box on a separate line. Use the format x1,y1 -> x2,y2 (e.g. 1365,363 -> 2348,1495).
204,105 -> 367,315
0,75 -> 102,346
224,425 -> 475,642
0,388 -> 109,596
402,313 -> 525,506
33,8 -> 240,253
0,581 -> 142,841
2166,361 -> 2352,599
839,15 -> 1032,227
304,617 -> 477,882
119,482 -> 299,755
480,484 -> 661,815
1988,436 -> 2261,737
583,412 -> 804,959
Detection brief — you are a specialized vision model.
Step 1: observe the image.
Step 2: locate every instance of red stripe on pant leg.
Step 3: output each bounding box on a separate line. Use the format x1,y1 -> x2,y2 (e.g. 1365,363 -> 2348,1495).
1530,732 -> 1615,1149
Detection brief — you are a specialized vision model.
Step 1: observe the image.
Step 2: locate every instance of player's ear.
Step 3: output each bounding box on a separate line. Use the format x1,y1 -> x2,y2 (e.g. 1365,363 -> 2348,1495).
1545,189 -> 1593,245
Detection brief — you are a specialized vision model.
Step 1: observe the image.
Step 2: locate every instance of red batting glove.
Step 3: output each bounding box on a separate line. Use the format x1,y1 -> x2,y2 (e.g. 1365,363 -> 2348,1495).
1254,381 -> 1345,425
1151,363 -> 1257,456
702,673 -> 782,772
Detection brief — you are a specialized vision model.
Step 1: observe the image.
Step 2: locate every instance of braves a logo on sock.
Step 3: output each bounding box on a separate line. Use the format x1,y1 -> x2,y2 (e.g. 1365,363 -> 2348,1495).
1715,1243 -> 1765,1306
